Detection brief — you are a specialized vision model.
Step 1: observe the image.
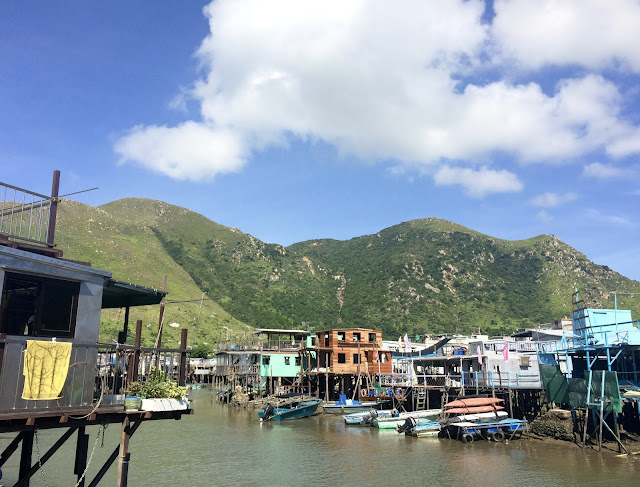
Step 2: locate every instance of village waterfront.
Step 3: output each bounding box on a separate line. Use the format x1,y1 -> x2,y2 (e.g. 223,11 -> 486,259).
0,388 -> 637,487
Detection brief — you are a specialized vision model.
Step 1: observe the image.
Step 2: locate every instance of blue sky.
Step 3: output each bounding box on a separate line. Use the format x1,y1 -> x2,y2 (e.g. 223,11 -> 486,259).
2,0 -> 640,283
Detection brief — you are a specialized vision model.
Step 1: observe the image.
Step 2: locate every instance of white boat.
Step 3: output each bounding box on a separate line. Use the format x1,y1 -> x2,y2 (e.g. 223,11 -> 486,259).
343,409 -> 394,425
322,399 -> 390,414
373,409 -> 441,429
448,411 -> 508,422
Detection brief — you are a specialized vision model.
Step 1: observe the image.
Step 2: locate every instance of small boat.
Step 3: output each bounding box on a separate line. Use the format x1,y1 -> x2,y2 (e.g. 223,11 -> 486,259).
444,405 -> 505,415
259,399 -> 322,421
396,416 -> 441,436
407,421 -> 441,438
373,409 -> 441,429
444,397 -> 504,408
343,409 -> 394,425
322,399 -> 389,414
448,411 -> 508,422
449,418 -> 528,442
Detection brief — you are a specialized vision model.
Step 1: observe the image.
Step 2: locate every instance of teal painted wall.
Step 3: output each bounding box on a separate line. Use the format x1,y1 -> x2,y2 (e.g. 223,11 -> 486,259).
259,352 -> 302,378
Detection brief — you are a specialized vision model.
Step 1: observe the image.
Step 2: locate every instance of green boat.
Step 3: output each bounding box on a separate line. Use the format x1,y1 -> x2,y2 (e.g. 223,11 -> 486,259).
259,399 -> 322,421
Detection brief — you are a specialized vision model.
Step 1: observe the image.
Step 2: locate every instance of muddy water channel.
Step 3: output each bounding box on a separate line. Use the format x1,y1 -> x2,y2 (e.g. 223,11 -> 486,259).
1,388 -> 638,486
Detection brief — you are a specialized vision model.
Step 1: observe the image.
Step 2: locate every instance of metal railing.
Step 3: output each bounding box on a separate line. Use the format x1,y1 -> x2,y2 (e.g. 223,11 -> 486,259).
96,342 -> 191,396
377,371 -> 542,390
0,337 -> 191,413
0,180 -> 54,247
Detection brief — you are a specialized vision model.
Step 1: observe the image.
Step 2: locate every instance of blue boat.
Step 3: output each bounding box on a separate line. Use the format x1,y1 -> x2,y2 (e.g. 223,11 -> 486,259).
450,418 -> 528,442
259,399 -> 323,421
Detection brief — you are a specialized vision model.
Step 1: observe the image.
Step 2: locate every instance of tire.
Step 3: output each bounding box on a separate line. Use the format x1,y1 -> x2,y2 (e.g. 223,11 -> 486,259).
491,431 -> 505,442
462,433 -> 474,443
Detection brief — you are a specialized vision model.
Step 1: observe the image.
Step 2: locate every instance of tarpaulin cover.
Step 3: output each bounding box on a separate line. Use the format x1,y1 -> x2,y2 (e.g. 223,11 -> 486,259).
539,364 -> 569,404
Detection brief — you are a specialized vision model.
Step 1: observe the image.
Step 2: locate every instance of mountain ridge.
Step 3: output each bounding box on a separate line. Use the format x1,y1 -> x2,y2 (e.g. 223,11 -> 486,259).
55,197 -> 640,343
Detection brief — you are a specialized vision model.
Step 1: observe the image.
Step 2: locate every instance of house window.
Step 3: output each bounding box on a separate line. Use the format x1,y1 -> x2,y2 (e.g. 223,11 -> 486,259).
262,356 -> 270,365
337,353 -> 346,364
284,356 -> 290,365
369,333 -> 376,342
295,356 -> 301,366
324,333 -> 329,347
353,332 -> 361,342
311,337 -> 316,346
353,354 -> 360,364
337,332 -> 345,341
0,272 -> 80,338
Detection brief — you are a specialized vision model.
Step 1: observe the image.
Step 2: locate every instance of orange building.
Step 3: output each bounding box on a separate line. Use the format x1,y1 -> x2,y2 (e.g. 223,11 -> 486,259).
314,328 -> 392,375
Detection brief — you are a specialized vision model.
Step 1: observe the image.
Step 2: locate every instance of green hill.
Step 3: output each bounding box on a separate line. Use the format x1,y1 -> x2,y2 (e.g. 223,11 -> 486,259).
55,199 -> 640,343
56,199 -> 249,347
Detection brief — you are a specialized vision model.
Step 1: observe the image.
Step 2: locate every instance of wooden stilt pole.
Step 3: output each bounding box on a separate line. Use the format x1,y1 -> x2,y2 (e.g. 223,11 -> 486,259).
116,417 -> 131,487
19,430 -> 34,485
74,426 -> 89,487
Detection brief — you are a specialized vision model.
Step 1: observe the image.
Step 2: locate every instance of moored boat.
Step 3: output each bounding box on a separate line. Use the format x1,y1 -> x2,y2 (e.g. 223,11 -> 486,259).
322,399 -> 390,414
444,405 -> 505,415
444,397 -> 504,408
448,411 -> 508,422
407,420 -> 441,437
373,409 -> 441,429
259,399 -> 322,421
343,409 -> 394,425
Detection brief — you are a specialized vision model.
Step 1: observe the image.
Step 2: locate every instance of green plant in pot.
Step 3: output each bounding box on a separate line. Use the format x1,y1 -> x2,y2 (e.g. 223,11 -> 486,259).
124,370 -> 187,406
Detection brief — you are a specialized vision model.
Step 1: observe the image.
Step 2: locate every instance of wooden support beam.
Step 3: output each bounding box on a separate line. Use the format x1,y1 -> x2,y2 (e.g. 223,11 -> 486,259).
46,169 -> 60,247
88,418 -> 142,487
16,427 -> 77,487
18,430 -> 33,485
74,426 -> 89,487
127,320 -> 143,384
0,431 -> 24,468
178,328 -> 188,386
116,416 -> 131,487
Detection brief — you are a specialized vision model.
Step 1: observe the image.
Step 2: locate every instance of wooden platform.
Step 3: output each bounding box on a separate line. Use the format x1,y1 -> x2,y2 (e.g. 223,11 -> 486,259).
0,405 -> 194,487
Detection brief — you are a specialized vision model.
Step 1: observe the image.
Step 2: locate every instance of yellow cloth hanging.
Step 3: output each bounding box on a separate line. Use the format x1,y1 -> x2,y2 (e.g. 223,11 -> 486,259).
22,340 -> 72,400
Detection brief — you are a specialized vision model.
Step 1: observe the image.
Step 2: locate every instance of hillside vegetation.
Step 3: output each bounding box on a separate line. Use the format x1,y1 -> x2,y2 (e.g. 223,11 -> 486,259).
55,198 -> 640,344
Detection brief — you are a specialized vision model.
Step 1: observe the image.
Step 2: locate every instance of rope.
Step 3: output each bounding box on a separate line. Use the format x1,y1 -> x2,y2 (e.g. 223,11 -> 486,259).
56,361 -> 105,420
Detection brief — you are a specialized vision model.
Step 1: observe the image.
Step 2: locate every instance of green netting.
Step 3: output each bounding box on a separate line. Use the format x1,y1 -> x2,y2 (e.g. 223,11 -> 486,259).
589,371 -> 623,414
539,364 -> 569,404
372,383 -> 386,393
567,378 -> 587,409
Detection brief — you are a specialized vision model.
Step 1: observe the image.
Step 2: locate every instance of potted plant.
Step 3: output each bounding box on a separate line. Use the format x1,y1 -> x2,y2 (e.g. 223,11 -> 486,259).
124,371 -> 188,412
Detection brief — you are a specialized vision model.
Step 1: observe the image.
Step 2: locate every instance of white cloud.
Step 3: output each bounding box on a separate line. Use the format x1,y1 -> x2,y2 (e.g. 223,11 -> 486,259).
433,166 -> 523,198
492,0 -> 640,71
585,208 -> 632,226
531,192 -> 578,208
114,121 -> 245,181
536,210 -> 553,223
114,0 -> 640,184
583,162 -> 634,180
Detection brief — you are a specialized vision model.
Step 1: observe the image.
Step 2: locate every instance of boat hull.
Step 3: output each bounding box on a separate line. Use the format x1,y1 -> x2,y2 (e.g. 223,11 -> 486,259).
445,405 -> 505,415
374,409 -> 441,429
322,400 -> 389,414
259,399 -> 322,421
409,421 -> 441,437
444,397 -> 504,408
